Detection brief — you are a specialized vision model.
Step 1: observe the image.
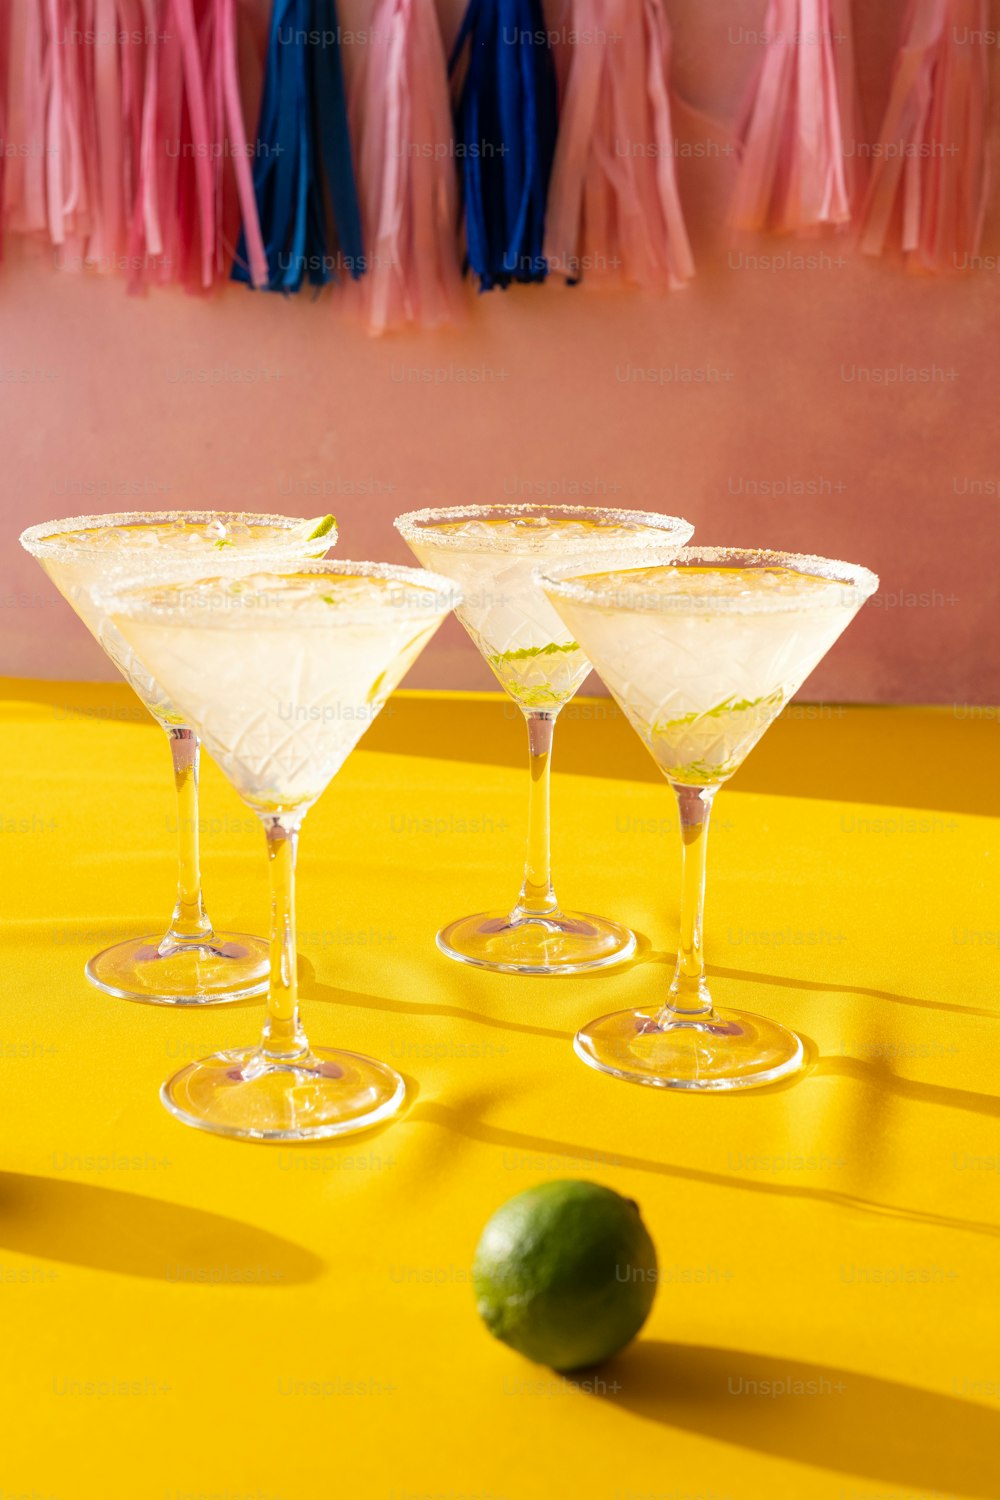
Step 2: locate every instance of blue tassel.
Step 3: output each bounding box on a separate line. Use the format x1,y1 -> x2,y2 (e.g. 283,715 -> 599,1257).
450,0 -> 558,291
233,0 -> 364,292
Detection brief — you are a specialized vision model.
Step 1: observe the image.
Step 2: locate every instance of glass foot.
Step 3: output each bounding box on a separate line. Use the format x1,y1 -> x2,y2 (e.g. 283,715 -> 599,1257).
161,1045 -> 406,1141
85,932 -> 270,1006
437,909 -> 635,976
574,1006 -> 804,1091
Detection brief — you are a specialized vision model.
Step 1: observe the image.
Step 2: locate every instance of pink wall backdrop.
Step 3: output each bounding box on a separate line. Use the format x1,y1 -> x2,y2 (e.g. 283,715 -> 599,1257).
2,0 -> 998,703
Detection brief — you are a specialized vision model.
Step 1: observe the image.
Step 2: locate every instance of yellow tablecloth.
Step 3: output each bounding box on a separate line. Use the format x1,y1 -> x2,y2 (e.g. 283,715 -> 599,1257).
2,679 -> 998,1500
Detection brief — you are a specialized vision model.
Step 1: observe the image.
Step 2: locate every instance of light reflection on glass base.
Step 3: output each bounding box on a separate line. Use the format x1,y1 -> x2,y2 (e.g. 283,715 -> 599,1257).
160,1045 -> 407,1141
573,1006 -> 804,1091
437,909 -> 636,976
85,932 -> 270,1005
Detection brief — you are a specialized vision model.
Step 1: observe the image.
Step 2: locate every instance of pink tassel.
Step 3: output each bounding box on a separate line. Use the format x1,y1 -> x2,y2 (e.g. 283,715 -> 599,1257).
4,4 -> 48,236
0,5 -> 10,258
26,0 -> 141,272
732,0 -> 860,234
348,0 -> 464,333
44,1 -> 81,248
129,0 -> 266,292
4,2 -> 147,271
218,0 -> 267,287
56,0 -> 135,274
544,0 -> 694,290
45,1 -> 98,256
861,0 -> 989,272
128,0 -> 161,282
116,0 -> 149,225
85,0 -> 126,269
172,0 -> 215,289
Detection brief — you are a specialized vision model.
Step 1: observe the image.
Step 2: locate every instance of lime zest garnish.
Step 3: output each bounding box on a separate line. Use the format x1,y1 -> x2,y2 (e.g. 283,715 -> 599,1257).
653,688 -> 784,734
213,538 -> 234,550
305,514 -> 337,541
669,759 -> 734,784
515,685 -> 569,708
320,595 -> 336,604
487,640 -> 581,666
649,687 -> 787,785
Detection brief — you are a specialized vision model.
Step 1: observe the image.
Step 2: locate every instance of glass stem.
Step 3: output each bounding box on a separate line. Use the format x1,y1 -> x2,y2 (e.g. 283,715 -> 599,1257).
261,815 -> 308,1060
512,709 -> 559,919
659,783 -> 718,1023
163,727 -> 213,945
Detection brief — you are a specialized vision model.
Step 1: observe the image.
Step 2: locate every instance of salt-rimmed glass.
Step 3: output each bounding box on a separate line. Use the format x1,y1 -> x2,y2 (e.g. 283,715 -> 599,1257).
540,546 -> 879,1090
100,560 -> 461,1141
395,504 -> 693,976
19,511 -> 337,1005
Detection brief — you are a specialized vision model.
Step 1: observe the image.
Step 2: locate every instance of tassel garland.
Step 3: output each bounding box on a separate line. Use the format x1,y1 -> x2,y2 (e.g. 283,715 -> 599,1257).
0,3 -> 992,300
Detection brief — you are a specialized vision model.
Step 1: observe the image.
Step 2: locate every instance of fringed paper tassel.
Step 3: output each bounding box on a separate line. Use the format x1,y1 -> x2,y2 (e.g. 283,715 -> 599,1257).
544,0 -> 694,290
450,0 -> 558,290
41,2 -> 98,260
732,0 -> 860,234
3,4 -> 48,238
127,0 -> 267,292
132,1 -> 214,290
348,0 -> 465,332
45,0 -> 153,275
218,0 -> 269,287
135,1 -> 230,290
0,4 -> 11,259
62,0 -> 151,276
861,0 -> 989,272
80,0 -> 127,273
4,0 -> 99,256
232,0 -> 363,292
36,0 -> 147,273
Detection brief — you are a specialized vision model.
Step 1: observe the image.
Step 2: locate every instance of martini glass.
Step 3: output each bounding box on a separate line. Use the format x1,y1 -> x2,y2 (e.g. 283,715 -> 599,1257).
540,546 -> 879,1090
395,504 -> 693,975
19,510 -> 337,1005
101,561 -> 459,1140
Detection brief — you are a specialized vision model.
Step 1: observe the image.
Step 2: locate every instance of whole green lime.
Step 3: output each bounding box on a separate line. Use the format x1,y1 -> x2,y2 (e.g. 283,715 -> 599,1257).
472,1181 -> 657,1371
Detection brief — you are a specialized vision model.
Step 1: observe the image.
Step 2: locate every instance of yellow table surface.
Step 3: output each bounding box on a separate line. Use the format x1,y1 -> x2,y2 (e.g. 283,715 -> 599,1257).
2,679 -> 999,1500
